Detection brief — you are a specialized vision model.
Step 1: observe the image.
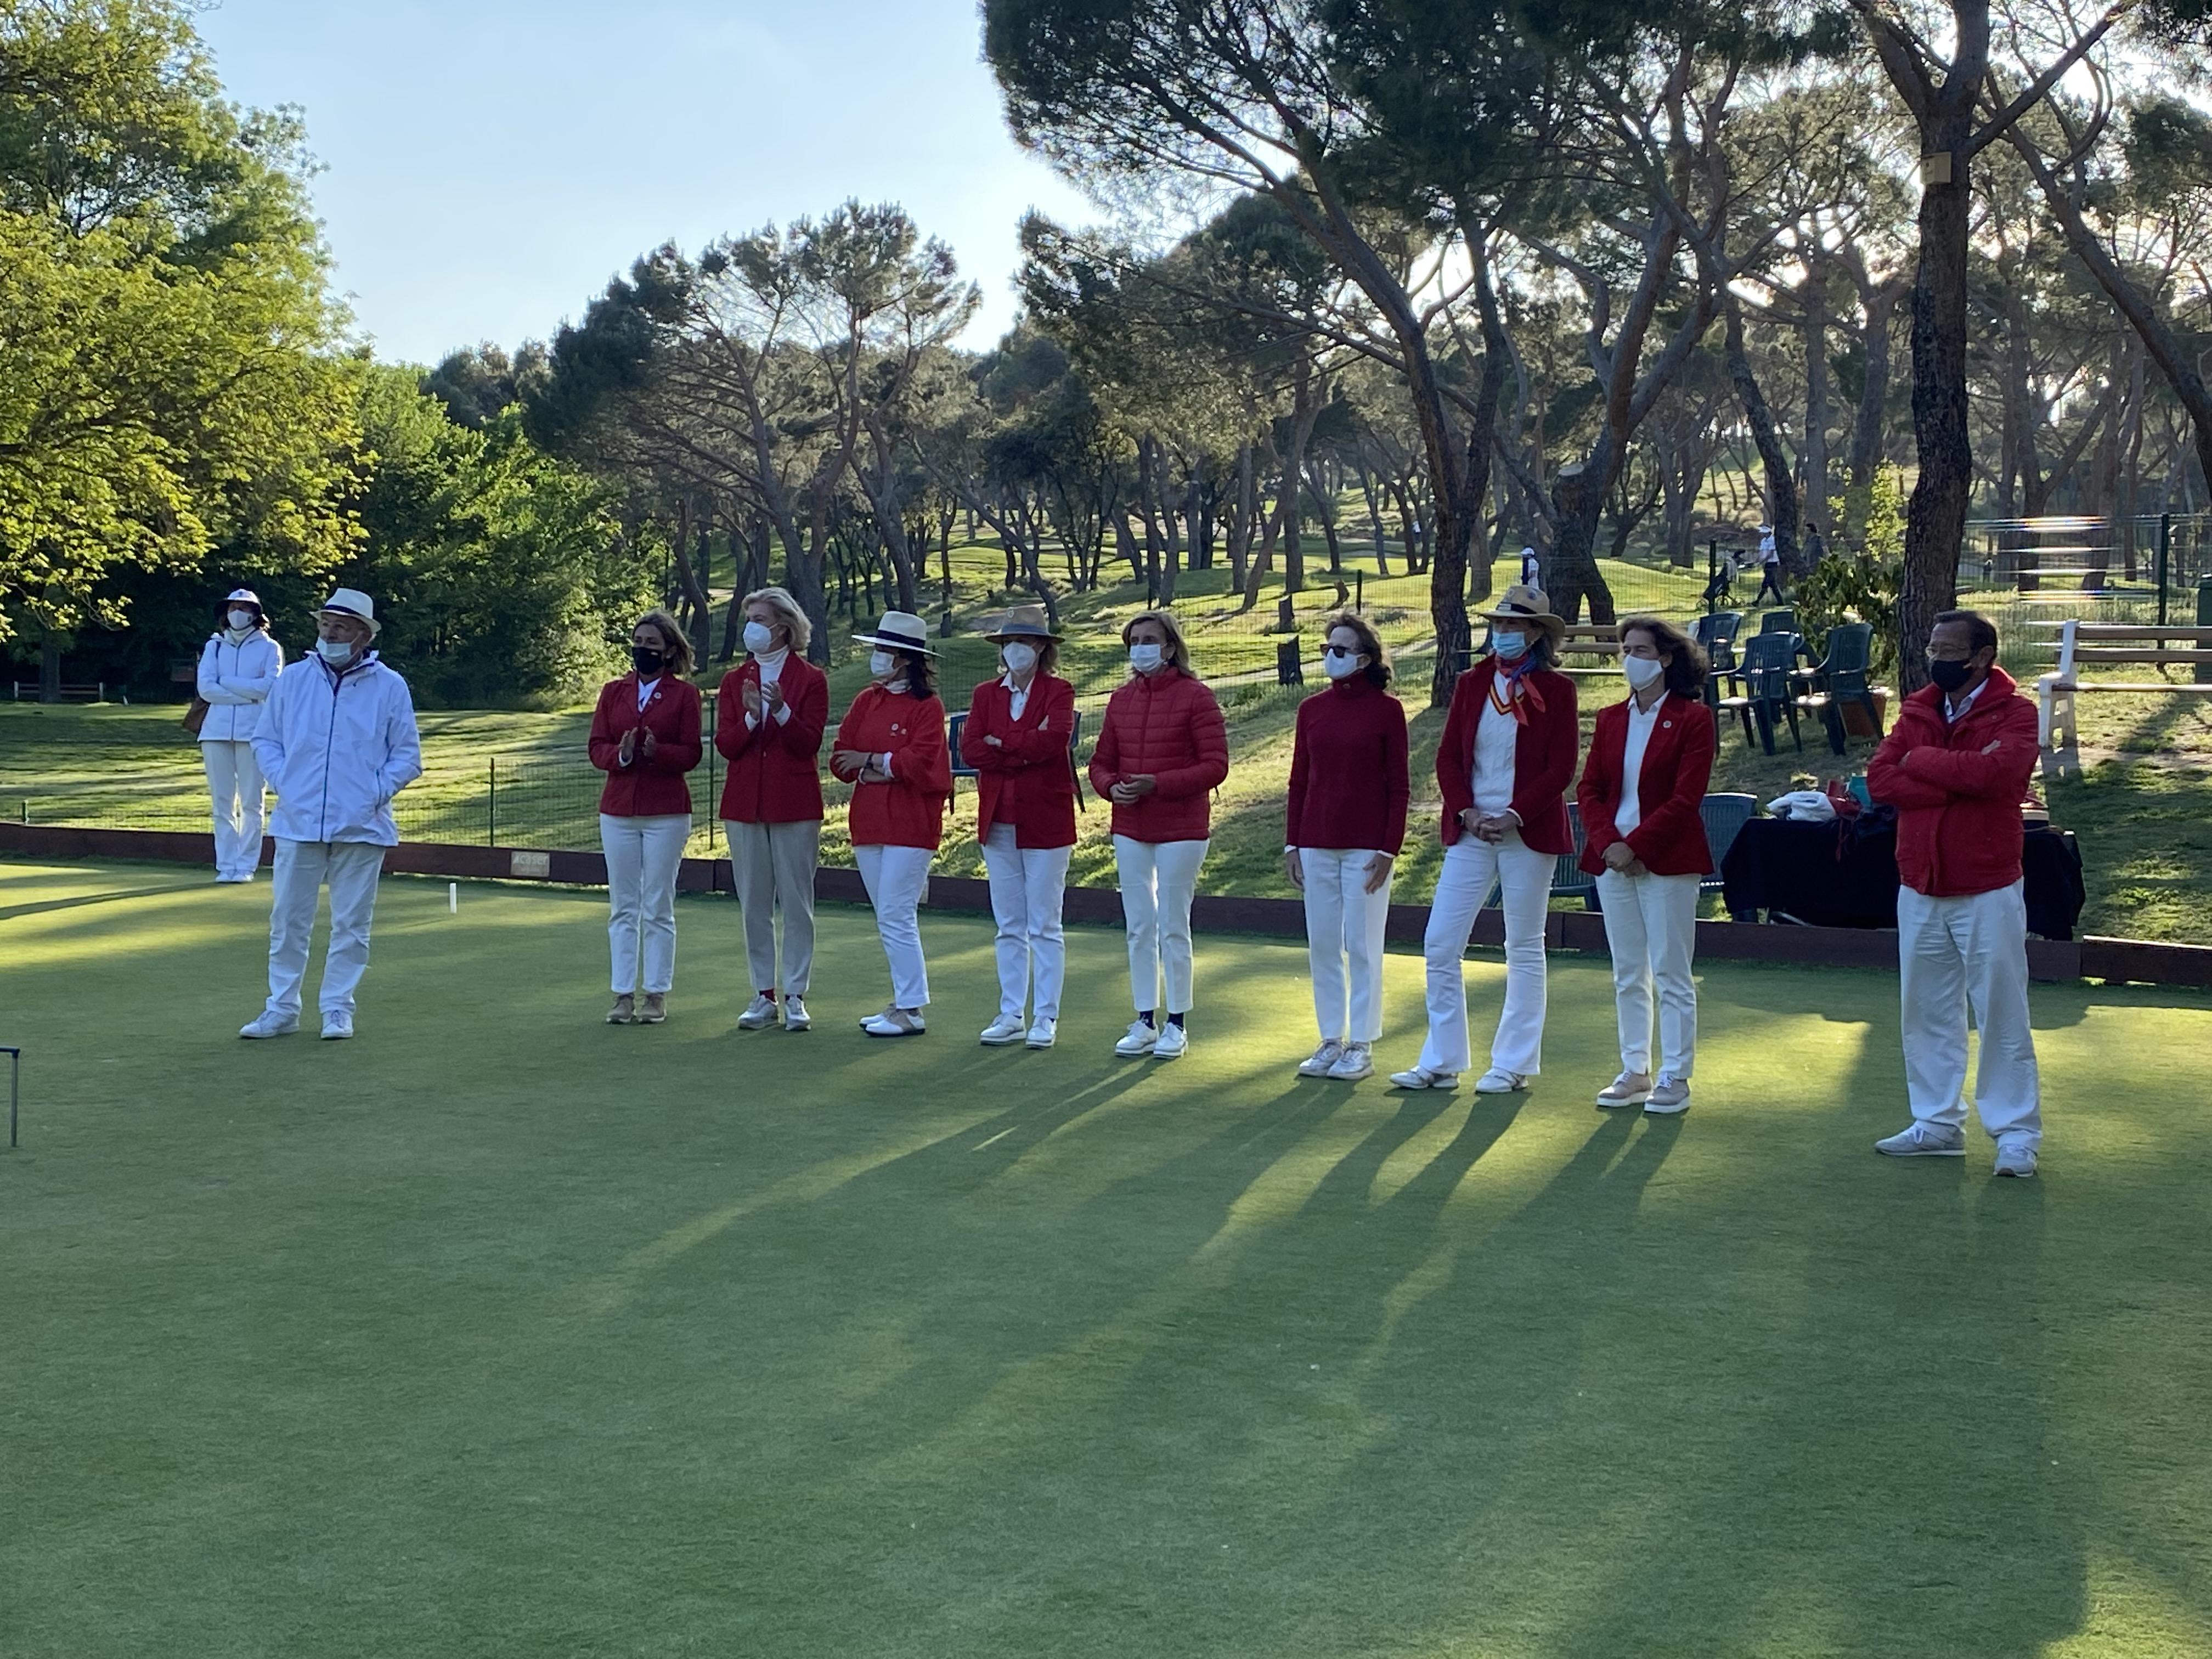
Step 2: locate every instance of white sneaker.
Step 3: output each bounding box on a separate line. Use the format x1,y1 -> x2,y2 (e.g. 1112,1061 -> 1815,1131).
1875,1122 -> 1966,1157
1024,1017 -> 1057,1049
979,1014 -> 1026,1047
1876,1124 -> 1964,1159
1327,1043 -> 1374,1081
320,1010 -> 354,1041
858,1003 -> 895,1030
736,994 -> 778,1031
1297,1039 -> 1346,1078
1596,1071 -> 1653,1108
1114,1019 -> 1159,1057
782,995 -> 811,1032
1475,1069 -> 1526,1094
1643,1076 -> 1690,1115
239,1009 -> 298,1040
1152,1022 -> 1188,1059
862,1008 -> 927,1038
1388,1065 -> 1458,1090
1993,1141 -> 2038,1178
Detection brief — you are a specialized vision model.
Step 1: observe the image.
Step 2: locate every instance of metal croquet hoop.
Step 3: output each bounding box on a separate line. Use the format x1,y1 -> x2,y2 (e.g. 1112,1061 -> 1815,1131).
2,1045 -> 16,1148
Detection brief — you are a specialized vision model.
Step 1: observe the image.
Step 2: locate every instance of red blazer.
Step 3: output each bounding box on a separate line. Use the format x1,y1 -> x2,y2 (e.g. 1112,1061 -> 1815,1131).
589,675 -> 703,816
714,655 -> 827,823
1087,667 -> 1229,843
832,685 -> 951,851
962,674 -> 1079,849
1435,658 -> 1578,856
1867,669 -> 2041,898
1576,693 -> 1717,877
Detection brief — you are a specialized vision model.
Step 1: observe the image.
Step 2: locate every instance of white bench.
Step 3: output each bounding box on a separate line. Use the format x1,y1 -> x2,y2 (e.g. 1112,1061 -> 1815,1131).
2035,619 -> 2212,777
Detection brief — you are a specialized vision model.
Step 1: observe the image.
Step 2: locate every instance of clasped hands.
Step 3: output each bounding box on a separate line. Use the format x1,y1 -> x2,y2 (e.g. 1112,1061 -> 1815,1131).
617,726 -> 658,767
1107,774 -> 1158,806
1455,806 -> 1519,845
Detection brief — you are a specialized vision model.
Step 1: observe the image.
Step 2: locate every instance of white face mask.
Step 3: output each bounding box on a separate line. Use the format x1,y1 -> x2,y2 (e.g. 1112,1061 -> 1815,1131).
227,609 -> 256,632
1322,646 -> 1363,680
317,636 -> 358,667
1491,629 -> 1528,660
743,621 -> 777,656
1128,642 -> 1165,675
1623,654 -> 1666,691
868,650 -> 896,680
1001,642 -> 1038,676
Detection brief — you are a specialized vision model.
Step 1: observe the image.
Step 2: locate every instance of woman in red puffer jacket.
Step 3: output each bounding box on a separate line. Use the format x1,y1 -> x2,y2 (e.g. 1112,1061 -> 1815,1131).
1086,610 -> 1228,1062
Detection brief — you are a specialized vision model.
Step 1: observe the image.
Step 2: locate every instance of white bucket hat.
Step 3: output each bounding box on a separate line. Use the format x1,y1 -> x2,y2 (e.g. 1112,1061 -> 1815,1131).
317,588 -> 381,638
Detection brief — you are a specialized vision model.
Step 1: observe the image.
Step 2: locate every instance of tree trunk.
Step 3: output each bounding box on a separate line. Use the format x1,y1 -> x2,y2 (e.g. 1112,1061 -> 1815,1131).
38,621 -> 62,703
1724,296 -> 1804,578
1226,442 -> 1254,591
1802,266 -> 1832,545
1848,281 -> 1898,490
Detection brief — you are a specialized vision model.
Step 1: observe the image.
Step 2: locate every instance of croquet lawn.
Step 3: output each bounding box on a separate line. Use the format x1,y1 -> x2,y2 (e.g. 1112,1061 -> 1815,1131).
2,858 -> 2209,1658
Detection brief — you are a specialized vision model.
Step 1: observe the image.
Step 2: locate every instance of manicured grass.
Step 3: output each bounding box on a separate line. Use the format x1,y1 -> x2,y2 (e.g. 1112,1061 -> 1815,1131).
4,858 -> 2211,1657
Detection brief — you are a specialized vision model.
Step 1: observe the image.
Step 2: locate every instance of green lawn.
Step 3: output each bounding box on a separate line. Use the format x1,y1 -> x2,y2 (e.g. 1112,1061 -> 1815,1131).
4,859 -> 2211,1657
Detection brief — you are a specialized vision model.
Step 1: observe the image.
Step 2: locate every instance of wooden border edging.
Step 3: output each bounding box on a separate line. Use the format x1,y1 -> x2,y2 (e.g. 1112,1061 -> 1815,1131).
1,822 -> 2202,990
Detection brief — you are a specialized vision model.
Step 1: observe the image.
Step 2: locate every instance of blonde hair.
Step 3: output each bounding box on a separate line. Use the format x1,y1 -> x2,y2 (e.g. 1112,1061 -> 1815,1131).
741,586 -> 811,656
1121,608 -> 1192,675
633,609 -> 695,676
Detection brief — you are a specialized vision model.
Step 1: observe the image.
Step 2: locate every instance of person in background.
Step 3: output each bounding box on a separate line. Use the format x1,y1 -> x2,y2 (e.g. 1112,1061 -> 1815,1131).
239,589 -> 421,1041
1285,613 -> 1408,1082
589,611 -> 703,1026
1391,585 -> 1577,1094
1088,609 -> 1229,1062
1754,524 -> 1786,606
1867,609 -> 2044,1178
196,587 -> 283,884
962,605 -> 1078,1051
832,611 -> 951,1038
1519,545 -> 1543,588
1576,616 -> 1717,1115
716,586 -> 827,1035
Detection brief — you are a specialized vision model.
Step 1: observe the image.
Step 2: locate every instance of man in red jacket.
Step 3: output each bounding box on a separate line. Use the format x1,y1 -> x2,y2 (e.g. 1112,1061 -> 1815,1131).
1866,610 -> 2043,1178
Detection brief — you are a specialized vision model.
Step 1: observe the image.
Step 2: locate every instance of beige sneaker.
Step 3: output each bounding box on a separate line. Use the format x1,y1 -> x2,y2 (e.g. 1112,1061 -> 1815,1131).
606,995 -> 635,1025
1596,1071 -> 1653,1108
636,992 -> 667,1025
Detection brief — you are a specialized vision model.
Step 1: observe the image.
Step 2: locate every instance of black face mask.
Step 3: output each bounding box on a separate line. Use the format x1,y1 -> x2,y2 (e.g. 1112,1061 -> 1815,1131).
1927,657 -> 1975,694
631,646 -> 665,676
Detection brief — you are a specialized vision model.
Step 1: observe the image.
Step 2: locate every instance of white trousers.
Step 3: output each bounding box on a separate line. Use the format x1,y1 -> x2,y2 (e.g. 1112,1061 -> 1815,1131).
855,843 -> 934,1009
724,819 -> 820,996
1596,868 -> 1701,1080
266,838 -> 385,1017
202,739 -> 266,880
1898,880 -> 2042,1147
982,822 -> 1070,1021
1113,835 -> 1209,1015
1302,848 -> 1393,1043
1419,833 -> 1553,1077
601,814 -> 689,995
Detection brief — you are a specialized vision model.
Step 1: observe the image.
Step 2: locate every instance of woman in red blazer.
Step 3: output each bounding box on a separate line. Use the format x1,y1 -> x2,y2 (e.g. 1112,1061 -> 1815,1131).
830,611 -> 952,1037
1391,585 -> 1578,1094
715,586 -> 828,1035
588,610 -> 704,1026
1576,616 -> 1717,1115
1087,609 -> 1228,1062
961,605 -> 1078,1051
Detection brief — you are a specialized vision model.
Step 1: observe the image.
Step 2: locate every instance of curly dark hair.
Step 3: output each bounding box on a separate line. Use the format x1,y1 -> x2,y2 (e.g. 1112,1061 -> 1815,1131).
1320,611 -> 1392,688
1618,613 -> 1707,698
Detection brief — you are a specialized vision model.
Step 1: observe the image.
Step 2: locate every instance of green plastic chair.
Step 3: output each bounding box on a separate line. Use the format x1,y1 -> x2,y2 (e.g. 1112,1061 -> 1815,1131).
1716,631 -> 1803,754
1791,623 -> 1884,754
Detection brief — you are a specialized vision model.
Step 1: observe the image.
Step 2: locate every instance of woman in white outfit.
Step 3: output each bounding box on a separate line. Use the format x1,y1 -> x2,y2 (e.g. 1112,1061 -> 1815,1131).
1574,617 -> 1718,1115
1391,585 -> 1579,1094
196,588 -> 283,883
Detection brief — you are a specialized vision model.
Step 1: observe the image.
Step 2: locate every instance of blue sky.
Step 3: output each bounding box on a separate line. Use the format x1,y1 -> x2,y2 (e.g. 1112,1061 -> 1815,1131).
196,0 -> 1093,366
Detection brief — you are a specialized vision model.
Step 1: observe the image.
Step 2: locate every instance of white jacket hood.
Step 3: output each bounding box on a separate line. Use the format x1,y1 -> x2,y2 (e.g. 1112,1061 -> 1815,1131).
250,652 -> 423,846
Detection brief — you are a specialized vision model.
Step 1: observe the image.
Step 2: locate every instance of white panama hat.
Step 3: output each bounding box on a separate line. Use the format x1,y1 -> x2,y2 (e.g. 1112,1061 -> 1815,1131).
317,588 -> 381,639
850,610 -> 935,657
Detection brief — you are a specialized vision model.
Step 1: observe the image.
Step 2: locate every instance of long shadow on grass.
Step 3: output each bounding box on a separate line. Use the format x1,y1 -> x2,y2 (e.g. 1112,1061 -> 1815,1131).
0,877 -> 210,923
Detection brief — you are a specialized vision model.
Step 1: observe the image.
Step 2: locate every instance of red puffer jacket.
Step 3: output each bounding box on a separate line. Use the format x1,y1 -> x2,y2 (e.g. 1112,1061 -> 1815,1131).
1087,667 -> 1229,843
1867,669 -> 2040,897
589,675 -> 703,816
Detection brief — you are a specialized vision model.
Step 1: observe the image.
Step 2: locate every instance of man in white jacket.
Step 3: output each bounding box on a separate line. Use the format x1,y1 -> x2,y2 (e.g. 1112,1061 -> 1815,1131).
240,589 -> 422,1041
